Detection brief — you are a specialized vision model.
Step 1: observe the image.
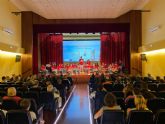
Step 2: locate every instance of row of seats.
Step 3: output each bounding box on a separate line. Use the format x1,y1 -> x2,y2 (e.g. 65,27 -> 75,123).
100,109 -> 165,124
0,109 -> 38,124
100,83 -> 165,92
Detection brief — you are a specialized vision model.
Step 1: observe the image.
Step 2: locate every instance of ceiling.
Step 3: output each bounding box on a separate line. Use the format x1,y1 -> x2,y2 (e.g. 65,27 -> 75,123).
10,0 -> 150,19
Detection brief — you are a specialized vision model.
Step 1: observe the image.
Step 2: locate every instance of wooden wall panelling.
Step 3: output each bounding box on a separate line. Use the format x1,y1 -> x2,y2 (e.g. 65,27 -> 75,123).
21,11 -> 33,77
129,11 -> 142,75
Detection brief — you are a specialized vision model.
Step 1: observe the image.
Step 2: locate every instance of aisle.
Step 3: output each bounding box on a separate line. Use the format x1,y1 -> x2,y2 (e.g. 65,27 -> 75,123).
56,84 -> 91,124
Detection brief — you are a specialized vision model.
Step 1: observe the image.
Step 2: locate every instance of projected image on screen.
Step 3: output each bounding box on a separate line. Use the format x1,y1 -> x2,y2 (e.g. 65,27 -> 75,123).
63,40 -> 100,62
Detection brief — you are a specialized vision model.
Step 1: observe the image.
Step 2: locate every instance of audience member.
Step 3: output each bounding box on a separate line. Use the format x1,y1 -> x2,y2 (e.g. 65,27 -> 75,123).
20,99 -> 37,121
1,76 -> 7,83
94,92 -> 121,119
127,95 -> 148,116
3,87 -> 21,104
47,84 -> 62,108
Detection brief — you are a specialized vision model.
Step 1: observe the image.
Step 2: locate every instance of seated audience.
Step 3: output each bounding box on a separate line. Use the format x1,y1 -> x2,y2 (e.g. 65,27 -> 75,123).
20,99 -> 37,121
47,84 -> 62,108
3,87 -> 21,104
94,92 -> 121,119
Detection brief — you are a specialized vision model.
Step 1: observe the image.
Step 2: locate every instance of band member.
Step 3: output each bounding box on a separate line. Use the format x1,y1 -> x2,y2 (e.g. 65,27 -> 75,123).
46,63 -> 52,73
86,59 -> 91,66
79,56 -> 84,72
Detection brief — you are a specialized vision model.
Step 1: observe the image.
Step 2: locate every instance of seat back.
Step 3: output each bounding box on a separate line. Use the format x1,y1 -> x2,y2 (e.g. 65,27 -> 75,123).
2,99 -> 20,111
116,98 -> 126,110
6,110 -> 33,124
40,92 -> 56,111
157,91 -> 165,99
127,110 -> 153,124
147,98 -> 165,114
158,84 -> 165,91
40,92 -> 54,104
103,84 -> 113,92
101,110 -> 125,124
112,91 -> 124,98
0,110 -> 5,124
154,109 -> 165,124
24,91 -> 39,105
148,83 -> 157,91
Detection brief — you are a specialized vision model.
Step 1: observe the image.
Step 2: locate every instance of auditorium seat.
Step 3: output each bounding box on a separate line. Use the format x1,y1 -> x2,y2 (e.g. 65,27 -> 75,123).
113,84 -> 124,91
2,99 -> 20,111
116,98 -> 126,110
148,83 -> 157,91
16,91 -> 23,97
29,87 -> 42,92
40,92 -> 57,112
6,110 -> 37,124
147,98 -> 165,114
157,91 -> 165,99
24,91 -> 40,105
103,84 -> 113,92
0,110 -> 5,124
0,91 -> 6,97
112,91 -> 124,98
154,109 -> 165,124
127,110 -> 153,124
28,98 -> 43,119
149,91 -> 157,97
100,110 -> 125,124
157,83 -> 165,91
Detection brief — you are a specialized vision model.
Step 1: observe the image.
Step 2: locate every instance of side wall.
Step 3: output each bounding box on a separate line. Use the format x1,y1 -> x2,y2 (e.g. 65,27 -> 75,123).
0,0 -> 22,81
142,0 -> 165,78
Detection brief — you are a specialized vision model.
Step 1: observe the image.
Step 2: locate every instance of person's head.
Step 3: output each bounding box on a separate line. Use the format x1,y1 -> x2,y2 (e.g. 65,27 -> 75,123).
140,82 -> 148,90
2,76 -> 6,82
46,81 -> 51,86
20,99 -> 31,110
133,87 -> 141,95
47,84 -> 54,92
57,78 -> 62,84
156,76 -> 161,81
125,90 -> 133,98
32,80 -> 39,87
134,95 -> 147,110
7,87 -> 17,97
104,93 -> 117,107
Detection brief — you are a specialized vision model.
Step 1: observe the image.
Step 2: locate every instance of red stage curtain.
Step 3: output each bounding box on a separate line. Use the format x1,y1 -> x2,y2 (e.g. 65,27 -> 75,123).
40,34 -> 63,66
100,32 -> 130,71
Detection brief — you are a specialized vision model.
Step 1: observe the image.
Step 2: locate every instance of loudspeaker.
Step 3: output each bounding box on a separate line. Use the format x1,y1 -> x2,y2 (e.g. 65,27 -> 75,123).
140,54 -> 147,61
15,55 -> 21,62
